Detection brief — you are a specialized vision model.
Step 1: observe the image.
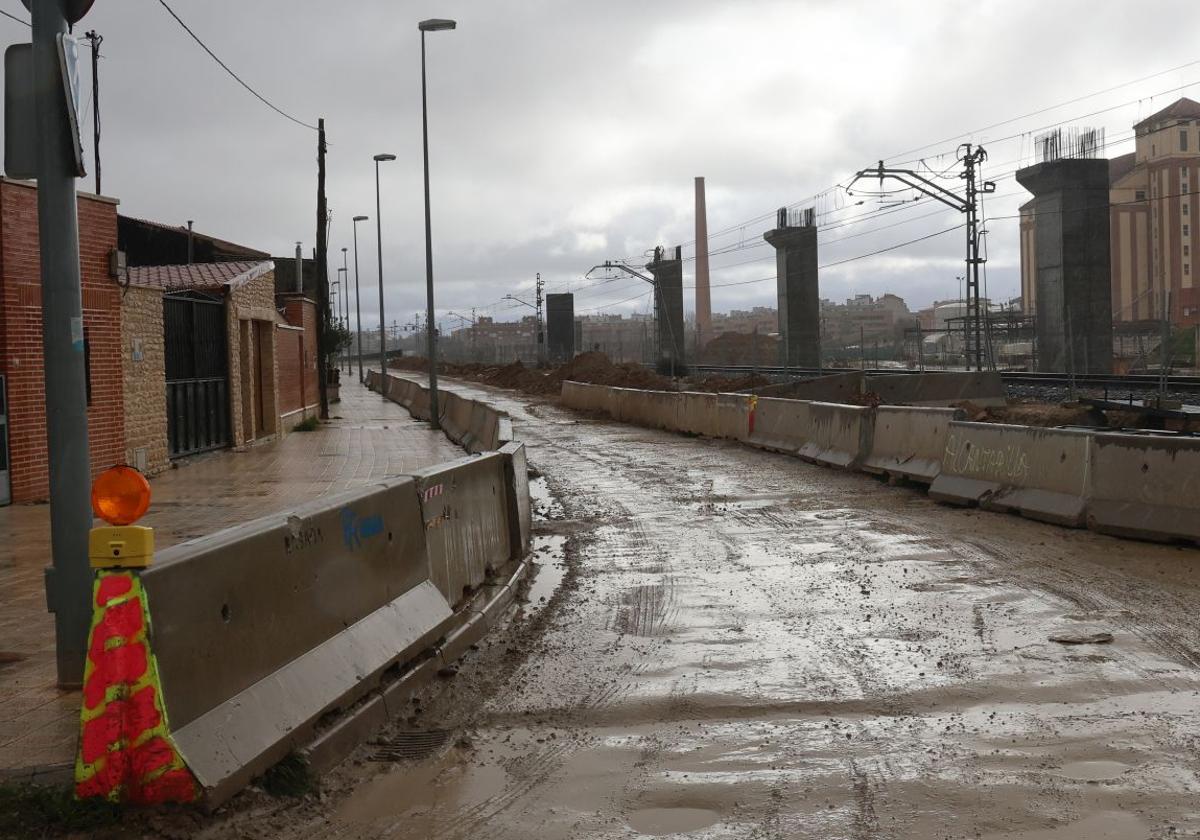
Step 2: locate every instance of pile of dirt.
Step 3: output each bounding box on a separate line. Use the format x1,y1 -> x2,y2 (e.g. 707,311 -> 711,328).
698,331 -> 779,366
387,351 -> 672,397
957,401 -> 1106,427
559,352 -> 672,390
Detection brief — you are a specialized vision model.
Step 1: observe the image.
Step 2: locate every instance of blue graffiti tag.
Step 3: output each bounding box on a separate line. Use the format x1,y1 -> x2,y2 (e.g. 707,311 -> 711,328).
340,507 -> 385,550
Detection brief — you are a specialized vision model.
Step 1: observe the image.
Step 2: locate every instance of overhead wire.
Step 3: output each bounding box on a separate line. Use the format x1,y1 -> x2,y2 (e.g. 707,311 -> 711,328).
154,0 -> 319,131
0,7 -> 29,26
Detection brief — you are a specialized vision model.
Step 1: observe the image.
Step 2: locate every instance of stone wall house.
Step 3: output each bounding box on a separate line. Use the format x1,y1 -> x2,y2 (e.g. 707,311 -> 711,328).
123,261 -> 287,463
120,284 -> 169,475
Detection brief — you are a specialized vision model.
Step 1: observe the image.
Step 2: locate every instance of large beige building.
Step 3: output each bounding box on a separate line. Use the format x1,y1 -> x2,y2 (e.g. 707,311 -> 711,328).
1020,97 -> 1200,327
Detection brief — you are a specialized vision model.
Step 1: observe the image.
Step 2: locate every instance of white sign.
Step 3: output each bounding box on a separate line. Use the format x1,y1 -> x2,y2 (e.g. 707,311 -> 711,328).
57,33 -> 86,177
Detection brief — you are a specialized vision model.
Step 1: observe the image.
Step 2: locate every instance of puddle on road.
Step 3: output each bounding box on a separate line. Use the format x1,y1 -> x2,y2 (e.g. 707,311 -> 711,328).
627,806 -> 721,836
1056,760 -> 1131,781
523,534 -> 567,617
530,474 -> 563,519
981,812 -> 1149,840
335,747 -> 507,830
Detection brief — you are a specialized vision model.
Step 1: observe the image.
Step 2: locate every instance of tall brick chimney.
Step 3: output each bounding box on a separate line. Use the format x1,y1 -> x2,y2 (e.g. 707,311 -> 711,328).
694,177 -> 712,351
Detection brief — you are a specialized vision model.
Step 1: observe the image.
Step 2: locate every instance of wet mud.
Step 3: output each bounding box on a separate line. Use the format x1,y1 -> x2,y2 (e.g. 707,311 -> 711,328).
199,384 -> 1200,840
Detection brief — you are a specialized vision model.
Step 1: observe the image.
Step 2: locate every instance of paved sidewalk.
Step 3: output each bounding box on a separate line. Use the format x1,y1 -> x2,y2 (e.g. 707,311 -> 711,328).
0,378 -> 461,781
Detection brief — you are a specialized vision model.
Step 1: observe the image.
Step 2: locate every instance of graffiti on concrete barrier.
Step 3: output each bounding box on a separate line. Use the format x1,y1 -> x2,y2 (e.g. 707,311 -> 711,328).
943,433 -> 1030,482
284,517 -> 323,555
341,507 -> 385,550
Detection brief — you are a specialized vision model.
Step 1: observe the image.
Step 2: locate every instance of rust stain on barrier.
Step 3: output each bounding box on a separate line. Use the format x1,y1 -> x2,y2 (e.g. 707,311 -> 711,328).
943,433 -> 1031,482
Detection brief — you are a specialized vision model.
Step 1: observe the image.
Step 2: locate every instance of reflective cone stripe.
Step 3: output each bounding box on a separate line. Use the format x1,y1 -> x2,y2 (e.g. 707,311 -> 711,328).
75,571 -> 197,804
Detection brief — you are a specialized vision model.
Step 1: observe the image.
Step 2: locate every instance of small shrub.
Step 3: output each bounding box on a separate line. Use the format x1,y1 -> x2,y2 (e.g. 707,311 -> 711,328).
292,415 -> 320,432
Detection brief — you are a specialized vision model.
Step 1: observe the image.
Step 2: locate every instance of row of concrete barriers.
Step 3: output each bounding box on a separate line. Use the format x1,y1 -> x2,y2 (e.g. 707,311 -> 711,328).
561,380 -> 1200,546
140,371 -> 530,806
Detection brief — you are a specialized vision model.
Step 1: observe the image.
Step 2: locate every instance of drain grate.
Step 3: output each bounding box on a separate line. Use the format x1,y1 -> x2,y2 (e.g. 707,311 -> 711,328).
368,729 -> 452,762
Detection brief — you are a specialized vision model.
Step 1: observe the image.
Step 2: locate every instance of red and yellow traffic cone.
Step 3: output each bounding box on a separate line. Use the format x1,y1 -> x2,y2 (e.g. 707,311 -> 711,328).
74,466 -> 197,805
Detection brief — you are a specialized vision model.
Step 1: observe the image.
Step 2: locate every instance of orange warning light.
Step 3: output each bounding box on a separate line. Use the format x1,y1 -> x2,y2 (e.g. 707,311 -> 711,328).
91,466 -> 151,526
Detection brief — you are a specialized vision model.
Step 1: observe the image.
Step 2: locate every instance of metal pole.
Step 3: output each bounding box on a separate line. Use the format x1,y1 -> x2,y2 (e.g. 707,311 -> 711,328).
315,119 -> 330,419
375,159 -> 387,393
341,248 -> 349,373
85,29 -> 101,196
421,30 -> 441,429
34,0 -> 92,688
353,219 -> 365,382
187,219 -> 194,265
294,241 -> 303,294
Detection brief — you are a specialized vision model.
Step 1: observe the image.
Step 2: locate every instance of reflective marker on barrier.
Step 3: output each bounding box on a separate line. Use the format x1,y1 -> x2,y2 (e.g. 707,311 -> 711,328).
75,466 -> 197,805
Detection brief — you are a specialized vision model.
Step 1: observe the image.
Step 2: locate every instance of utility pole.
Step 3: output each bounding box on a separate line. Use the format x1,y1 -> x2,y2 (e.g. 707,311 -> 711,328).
33,0 -> 93,688
849,147 -> 995,371
535,272 -> 545,368
83,29 -> 101,195
315,118 -> 330,419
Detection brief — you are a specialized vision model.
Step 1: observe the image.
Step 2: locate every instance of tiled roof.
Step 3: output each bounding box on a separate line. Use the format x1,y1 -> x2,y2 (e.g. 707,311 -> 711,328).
127,261 -> 274,292
1134,97 -> 1200,130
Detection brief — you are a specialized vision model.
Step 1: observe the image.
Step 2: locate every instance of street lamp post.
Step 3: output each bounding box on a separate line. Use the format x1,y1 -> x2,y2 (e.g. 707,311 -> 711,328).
419,17 -> 456,430
352,215 -> 369,382
373,153 -> 397,392
336,267 -> 347,371
341,248 -> 350,373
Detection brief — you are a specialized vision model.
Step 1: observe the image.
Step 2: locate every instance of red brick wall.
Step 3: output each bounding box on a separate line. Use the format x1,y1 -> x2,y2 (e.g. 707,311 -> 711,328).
277,296 -> 317,418
277,326 -> 304,415
0,180 -> 124,502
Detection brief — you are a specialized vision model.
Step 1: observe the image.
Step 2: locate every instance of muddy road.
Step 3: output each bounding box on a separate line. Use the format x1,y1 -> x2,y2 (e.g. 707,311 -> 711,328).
206,383 -> 1200,840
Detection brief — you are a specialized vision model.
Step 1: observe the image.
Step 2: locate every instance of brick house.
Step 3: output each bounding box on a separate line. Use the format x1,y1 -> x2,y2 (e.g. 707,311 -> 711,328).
0,178 -> 125,504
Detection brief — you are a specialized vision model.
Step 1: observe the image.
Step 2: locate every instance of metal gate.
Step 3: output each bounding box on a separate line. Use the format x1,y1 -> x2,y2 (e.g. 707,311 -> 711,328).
165,292 -> 230,458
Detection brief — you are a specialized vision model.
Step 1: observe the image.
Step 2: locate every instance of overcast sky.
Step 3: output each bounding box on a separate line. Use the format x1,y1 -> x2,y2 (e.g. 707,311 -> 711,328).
6,0 -> 1200,332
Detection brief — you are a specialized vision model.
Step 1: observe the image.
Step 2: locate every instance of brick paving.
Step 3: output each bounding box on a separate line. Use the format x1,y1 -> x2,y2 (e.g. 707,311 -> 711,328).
0,378 -> 461,781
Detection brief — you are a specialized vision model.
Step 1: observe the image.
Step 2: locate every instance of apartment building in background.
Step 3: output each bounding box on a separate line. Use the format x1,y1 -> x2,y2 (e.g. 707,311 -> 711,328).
1021,97 -> 1200,327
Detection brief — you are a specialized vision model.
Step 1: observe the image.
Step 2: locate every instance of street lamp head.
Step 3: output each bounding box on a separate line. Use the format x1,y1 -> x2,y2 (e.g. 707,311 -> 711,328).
353,215 -> 369,222
419,18 -> 456,31
374,153 -> 397,162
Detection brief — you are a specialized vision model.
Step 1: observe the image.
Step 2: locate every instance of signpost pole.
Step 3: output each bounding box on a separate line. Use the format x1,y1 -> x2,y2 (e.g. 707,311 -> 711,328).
31,0 -> 94,688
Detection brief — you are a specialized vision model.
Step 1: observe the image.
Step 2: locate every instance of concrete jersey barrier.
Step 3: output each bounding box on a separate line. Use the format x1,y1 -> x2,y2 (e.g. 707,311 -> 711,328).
142,478 -> 452,804
929,422 -> 1092,526
1087,433 -> 1200,545
415,452 -> 515,607
678,391 -> 719,437
862,406 -> 963,484
746,398 -> 812,454
797,402 -> 874,470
